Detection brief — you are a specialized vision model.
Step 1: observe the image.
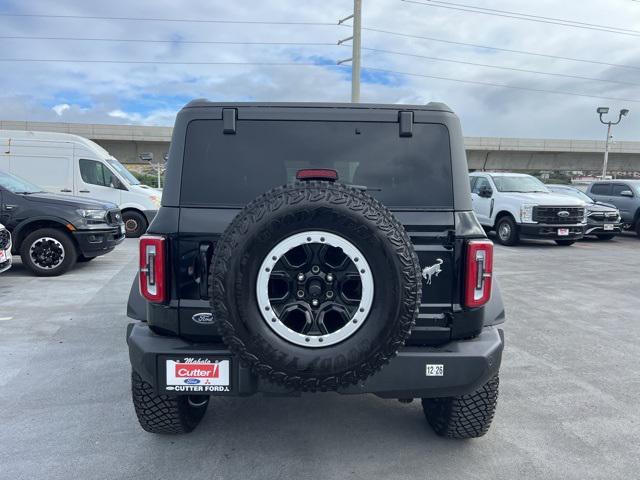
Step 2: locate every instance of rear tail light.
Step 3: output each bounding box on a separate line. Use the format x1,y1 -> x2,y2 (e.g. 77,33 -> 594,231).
139,235 -> 166,303
464,239 -> 493,308
296,168 -> 338,181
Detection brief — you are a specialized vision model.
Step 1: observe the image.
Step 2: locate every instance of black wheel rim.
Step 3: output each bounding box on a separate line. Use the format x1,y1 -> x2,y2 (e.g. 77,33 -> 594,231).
29,237 -> 65,269
257,231 -> 374,348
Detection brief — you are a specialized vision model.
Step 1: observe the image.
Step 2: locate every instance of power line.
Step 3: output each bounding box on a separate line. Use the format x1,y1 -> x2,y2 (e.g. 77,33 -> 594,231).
401,0 -> 640,37
0,35 -> 337,47
362,47 -> 640,87
361,26 -> 640,71
4,31 -> 638,75
363,66 -> 640,103
406,0 -> 640,34
0,12 -> 344,26
4,35 -> 635,88
0,58 -> 326,66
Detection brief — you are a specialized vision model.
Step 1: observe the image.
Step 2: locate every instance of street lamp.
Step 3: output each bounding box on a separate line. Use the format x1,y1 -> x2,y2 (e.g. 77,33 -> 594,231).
597,107 -> 629,179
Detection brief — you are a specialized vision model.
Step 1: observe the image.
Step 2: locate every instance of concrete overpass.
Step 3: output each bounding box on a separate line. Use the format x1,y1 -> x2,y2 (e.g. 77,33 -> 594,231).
2,120 -> 639,172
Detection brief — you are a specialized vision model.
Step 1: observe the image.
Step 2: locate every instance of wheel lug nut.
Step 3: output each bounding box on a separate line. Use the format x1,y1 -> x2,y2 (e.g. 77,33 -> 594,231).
326,273 -> 333,282
311,265 -> 320,274
297,290 -> 305,298
326,291 -> 334,299
312,299 -> 319,307
297,273 -> 305,282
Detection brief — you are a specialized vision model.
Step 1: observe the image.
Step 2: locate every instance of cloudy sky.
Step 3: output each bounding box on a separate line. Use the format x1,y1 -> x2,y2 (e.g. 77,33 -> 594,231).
1,0 -> 639,140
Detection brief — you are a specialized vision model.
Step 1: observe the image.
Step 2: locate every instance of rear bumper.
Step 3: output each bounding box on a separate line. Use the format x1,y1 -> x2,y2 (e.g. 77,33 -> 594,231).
519,223 -> 584,240
126,323 -> 504,399
73,226 -> 125,257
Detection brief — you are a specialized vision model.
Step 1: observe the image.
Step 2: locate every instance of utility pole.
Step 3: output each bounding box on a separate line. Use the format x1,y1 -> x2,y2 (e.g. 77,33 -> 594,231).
337,0 -> 362,103
596,107 -> 629,179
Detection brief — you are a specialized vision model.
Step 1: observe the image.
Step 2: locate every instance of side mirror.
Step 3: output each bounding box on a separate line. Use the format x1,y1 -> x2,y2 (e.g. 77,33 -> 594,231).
478,186 -> 493,198
620,190 -> 633,197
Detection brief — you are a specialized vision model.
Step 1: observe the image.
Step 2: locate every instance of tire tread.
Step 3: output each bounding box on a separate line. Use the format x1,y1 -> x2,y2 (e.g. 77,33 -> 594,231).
422,375 -> 499,439
131,371 -> 207,434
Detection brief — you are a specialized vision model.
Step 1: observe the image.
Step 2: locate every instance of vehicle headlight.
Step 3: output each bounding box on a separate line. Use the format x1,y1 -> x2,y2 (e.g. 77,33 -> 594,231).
149,195 -> 161,208
520,204 -> 536,223
76,209 -> 107,221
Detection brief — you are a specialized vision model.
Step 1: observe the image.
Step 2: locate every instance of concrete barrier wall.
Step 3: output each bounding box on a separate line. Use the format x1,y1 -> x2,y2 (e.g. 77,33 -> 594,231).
2,120 -> 639,172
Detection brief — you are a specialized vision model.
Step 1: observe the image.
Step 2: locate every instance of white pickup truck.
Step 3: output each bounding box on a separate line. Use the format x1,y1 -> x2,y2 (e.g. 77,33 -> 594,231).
469,172 -> 586,246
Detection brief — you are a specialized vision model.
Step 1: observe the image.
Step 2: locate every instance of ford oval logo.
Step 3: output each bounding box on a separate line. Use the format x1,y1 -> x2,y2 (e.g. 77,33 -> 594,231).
184,379 -> 200,385
192,312 -> 214,324
557,211 -> 570,217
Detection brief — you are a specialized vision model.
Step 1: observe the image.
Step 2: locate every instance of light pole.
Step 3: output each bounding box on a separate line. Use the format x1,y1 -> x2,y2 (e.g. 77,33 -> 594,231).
597,107 -> 629,179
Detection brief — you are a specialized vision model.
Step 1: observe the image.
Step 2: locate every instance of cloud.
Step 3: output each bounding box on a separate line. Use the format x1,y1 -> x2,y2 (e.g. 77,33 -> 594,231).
51,103 -> 70,116
0,0 -> 638,140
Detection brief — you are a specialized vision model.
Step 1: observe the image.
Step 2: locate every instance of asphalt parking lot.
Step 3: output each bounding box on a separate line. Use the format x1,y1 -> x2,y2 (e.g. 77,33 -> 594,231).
1,235 -> 639,480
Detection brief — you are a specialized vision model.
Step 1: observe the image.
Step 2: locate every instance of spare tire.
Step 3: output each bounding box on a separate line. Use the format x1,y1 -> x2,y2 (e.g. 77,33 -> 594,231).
209,181 -> 421,391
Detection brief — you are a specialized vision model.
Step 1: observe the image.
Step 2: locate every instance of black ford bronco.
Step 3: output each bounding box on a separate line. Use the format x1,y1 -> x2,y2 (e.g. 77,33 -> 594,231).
126,101 -> 505,438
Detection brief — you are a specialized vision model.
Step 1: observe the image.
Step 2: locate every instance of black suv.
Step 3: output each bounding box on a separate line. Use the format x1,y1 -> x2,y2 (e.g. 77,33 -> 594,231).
126,102 -> 506,438
0,170 -> 125,276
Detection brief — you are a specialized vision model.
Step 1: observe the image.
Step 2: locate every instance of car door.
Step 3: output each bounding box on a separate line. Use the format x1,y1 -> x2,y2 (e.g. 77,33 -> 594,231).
76,158 -> 122,205
0,188 -> 9,226
588,183 -> 611,203
470,176 -> 493,225
0,187 -> 21,231
609,183 -> 635,222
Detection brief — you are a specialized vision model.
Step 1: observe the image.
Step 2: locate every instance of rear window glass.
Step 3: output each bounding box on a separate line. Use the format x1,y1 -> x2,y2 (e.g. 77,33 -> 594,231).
180,120 -> 453,208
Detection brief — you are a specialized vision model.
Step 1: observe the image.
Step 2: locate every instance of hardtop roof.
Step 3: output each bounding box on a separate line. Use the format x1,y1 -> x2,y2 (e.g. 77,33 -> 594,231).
182,100 -> 453,113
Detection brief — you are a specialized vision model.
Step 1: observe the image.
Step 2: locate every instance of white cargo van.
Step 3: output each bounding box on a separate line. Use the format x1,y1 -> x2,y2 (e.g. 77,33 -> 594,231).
0,130 -> 160,237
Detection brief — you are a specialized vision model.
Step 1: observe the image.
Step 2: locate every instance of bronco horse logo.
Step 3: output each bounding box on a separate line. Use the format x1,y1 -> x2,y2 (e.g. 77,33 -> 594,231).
422,259 -> 443,285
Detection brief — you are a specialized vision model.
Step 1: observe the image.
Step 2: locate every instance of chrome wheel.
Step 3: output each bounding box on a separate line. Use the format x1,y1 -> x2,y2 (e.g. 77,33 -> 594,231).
498,222 -> 511,242
29,237 -> 65,269
256,231 -> 374,348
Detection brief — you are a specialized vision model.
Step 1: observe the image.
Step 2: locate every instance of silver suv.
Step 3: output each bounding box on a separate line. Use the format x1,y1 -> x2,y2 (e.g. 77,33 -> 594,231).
586,180 -> 640,236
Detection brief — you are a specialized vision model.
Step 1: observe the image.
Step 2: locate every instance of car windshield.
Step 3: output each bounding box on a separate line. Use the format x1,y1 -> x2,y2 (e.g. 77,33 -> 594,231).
106,158 -> 140,185
550,187 -> 592,203
492,175 -> 549,193
0,170 -> 45,194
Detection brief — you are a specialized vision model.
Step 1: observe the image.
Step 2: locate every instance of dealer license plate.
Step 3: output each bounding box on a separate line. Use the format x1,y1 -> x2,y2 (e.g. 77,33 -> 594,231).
163,356 -> 231,393
426,364 -> 444,376
604,224 -> 614,231
558,228 -> 569,236
0,250 -> 9,262
120,225 -> 125,235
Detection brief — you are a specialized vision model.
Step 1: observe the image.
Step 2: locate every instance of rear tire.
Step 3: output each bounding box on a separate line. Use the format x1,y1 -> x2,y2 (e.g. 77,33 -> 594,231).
131,371 -> 209,434
555,240 -> 575,246
596,234 -> 615,241
123,211 -> 148,238
422,374 -> 499,439
20,228 -> 77,276
635,220 -> 640,237
494,216 -> 519,246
